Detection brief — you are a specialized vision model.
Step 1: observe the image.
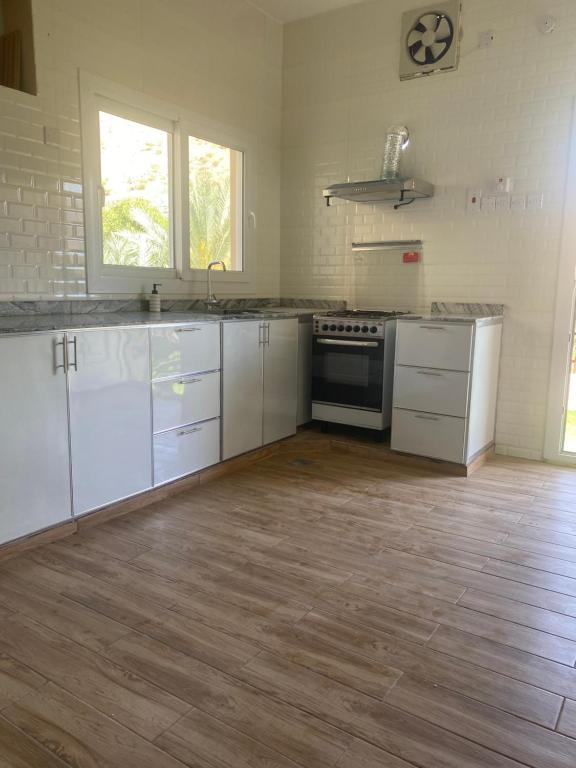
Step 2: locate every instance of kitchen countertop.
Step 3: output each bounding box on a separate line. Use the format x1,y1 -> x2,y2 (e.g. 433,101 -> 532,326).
0,307 -> 320,336
399,313 -> 504,327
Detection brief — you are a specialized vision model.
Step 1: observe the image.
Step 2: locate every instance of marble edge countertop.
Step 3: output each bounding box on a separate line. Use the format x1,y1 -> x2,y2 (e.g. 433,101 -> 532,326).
400,301 -> 505,327
0,307 -> 322,336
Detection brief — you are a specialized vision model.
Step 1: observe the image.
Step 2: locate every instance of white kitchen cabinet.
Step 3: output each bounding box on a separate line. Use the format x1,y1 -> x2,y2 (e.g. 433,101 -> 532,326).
154,418 -> 220,486
297,318 -> 313,425
0,333 -> 72,545
153,371 -> 220,434
150,323 -> 220,379
392,319 -> 502,465
223,318 -> 298,460
151,322 -> 222,486
68,328 -> 153,515
222,321 -> 264,459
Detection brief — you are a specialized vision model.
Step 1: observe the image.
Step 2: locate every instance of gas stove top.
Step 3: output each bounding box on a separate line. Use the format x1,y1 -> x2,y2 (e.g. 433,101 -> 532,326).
313,310 -> 412,339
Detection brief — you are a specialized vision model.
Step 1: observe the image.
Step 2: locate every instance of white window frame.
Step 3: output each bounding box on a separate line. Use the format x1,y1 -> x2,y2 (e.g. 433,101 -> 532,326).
79,71 -> 256,295
544,98 -> 576,465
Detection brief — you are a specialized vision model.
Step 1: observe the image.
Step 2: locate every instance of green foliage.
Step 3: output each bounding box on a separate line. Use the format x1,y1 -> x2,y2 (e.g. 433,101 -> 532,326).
102,198 -> 169,268
189,168 -> 231,270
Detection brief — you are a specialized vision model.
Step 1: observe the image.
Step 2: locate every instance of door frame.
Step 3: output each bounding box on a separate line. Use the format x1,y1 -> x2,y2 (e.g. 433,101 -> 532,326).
544,100 -> 576,464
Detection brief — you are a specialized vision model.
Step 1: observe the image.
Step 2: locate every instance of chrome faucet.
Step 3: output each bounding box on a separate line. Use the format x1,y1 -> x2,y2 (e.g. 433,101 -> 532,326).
206,260 -> 227,305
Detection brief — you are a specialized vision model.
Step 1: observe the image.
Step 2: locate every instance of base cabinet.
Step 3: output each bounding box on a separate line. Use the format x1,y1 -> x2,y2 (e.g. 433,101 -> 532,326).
223,319 -> 298,461
154,418 -> 220,486
68,328 -> 153,515
0,333 -> 72,545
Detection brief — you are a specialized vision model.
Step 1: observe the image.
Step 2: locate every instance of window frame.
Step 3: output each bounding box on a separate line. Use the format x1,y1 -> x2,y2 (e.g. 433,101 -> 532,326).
80,71 -> 255,295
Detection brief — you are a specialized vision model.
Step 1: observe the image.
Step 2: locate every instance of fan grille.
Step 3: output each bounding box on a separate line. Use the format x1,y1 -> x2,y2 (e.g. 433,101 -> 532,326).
407,11 -> 454,66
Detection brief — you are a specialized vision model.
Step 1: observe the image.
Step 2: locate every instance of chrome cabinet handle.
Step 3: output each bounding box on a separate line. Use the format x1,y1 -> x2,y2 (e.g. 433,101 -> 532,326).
265,322 -> 270,346
419,325 -> 446,331
54,337 -> 67,373
178,427 -> 202,436
177,327 -> 202,333
317,338 -> 379,348
416,370 -> 443,377
414,414 -> 441,421
179,377 -> 202,385
67,336 -> 78,372
259,323 -> 265,346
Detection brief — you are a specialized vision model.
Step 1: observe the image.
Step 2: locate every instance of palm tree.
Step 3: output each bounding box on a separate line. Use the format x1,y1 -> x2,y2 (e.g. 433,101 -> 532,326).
189,168 -> 231,269
102,198 -> 169,268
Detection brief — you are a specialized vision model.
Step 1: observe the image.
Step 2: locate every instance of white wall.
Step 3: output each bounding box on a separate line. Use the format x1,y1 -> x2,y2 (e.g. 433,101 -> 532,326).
281,0 -> 576,459
0,0 -> 283,298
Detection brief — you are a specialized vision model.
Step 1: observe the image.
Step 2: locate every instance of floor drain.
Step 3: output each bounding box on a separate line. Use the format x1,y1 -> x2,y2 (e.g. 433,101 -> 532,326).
291,458 -> 315,467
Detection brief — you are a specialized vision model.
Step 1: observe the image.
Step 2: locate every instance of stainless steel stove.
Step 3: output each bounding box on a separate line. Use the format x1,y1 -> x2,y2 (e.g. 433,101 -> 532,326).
312,310 -> 412,433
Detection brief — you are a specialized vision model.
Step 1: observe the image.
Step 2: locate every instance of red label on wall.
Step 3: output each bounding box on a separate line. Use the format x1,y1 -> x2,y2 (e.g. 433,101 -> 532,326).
403,251 -> 421,263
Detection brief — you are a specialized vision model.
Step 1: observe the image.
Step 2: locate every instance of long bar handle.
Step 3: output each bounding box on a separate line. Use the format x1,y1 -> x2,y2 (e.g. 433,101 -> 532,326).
54,337 -> 67,373
177,327 -> 202,333
416,370 -> 443,377
178,427 -> 202,437
414,414 -> 441,421
316,338 -> 379,348
179,377 -> 202,385
67,336 -> 78,372
419,325 -> 446,331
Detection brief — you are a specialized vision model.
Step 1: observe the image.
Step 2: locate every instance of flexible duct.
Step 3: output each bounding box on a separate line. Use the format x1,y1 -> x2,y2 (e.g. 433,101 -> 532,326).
381,125 -> 410,180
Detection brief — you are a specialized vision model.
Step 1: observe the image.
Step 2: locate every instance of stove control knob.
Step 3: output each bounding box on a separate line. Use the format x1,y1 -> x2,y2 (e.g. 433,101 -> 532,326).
321,324 -> 329,331
361,326 -> 369,333
353,325 -> 361,332
370,326 -> 378,334
337,325 -> 345,332
329,324 -> 337,331
345,325 -> 353,332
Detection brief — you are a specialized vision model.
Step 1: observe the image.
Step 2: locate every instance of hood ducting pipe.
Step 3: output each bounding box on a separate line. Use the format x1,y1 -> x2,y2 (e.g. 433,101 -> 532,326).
381,125 -> 410,180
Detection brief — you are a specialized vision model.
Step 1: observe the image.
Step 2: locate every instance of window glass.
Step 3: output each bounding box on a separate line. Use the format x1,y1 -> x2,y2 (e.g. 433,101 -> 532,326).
99,111 -> 171,268
189,136 -> 243,271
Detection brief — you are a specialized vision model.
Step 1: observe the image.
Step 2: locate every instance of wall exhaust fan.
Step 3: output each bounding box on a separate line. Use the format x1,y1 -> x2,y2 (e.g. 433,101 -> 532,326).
399,0 -> 462,81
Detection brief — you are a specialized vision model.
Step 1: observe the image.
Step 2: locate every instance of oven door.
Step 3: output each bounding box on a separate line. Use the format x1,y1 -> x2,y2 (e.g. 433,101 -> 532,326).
312,336 -> 385,411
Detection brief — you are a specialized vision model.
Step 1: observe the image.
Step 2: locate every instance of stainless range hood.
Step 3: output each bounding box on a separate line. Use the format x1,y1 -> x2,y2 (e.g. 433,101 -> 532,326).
323,177 -> 434,210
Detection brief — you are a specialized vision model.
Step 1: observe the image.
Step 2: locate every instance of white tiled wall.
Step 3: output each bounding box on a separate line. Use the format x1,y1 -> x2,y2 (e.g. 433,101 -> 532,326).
0,0 -> 283,299
280,0 -> 576,459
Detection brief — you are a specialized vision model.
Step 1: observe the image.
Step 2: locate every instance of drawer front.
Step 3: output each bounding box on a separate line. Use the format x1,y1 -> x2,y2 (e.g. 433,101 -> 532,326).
393,366 -> 470,418
391,408 -> 467,464
153,371 -> 220,433
396,322 -> 474,371
151,324 -> 221,379
154,418 -> 220,486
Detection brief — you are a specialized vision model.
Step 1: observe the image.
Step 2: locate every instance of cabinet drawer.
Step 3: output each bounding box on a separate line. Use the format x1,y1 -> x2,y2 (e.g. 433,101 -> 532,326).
393,366 -> 470,418
151,323 -> 220,379
153,371 -> 220,433
154,418 -> 220,486
396,322 -> 473,371
391,408 -> 467,464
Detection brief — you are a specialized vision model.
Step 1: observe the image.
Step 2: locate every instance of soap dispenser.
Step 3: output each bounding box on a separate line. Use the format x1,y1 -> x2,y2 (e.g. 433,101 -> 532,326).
149,283 -> 162,313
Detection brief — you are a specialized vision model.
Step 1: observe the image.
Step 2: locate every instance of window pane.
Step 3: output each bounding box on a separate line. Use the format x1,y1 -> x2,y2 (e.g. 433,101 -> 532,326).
189,136 -> 242,271
100,111 -> 171,268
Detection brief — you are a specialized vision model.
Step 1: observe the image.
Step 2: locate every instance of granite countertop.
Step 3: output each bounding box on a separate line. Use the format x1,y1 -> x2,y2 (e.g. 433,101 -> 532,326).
400,314 -> 504,326
0,307 -> 320,336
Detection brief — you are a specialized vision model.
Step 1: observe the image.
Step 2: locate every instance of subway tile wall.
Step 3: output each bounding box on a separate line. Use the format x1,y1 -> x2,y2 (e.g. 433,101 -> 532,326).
280,0 -> 576,459
0,86 -> 86,297
0,0 -> 283,300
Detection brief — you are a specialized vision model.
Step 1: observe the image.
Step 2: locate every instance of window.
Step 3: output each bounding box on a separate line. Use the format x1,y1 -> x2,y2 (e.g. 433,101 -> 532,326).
80,73 -> 252,294
188,136 -> 243,272
100,112 -> 172,269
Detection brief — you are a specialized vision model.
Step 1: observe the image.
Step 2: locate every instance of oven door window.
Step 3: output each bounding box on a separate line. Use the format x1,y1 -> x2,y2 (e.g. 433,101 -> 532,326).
312,337 -> 384,411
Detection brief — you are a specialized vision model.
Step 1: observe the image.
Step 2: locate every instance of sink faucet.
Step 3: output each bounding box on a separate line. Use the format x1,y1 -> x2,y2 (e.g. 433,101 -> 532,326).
206,260 -> 227,305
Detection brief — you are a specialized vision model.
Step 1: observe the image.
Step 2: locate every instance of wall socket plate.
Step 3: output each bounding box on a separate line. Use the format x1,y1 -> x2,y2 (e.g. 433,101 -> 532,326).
43,126 -> 61,146
479,30 -> 495,48
511,194 -> 527,211
496,195 -> 510,211
481,195 -> 496,212
527,192 -> 544,211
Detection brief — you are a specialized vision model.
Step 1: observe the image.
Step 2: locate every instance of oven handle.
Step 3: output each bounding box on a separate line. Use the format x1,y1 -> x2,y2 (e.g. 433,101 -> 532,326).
316,338 -> 380,348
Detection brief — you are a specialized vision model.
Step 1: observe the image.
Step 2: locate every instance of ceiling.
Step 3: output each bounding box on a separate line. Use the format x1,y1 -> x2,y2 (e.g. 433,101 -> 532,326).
246,0 -> 366,23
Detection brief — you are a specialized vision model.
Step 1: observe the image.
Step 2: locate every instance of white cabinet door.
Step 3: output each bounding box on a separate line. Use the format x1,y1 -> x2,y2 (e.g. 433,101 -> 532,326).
393,366 -> 471,418
68,328 -> 152,515
396,321 -> 474,371
297,320 -> 313,425
154,418 -> 220,486
153,371 -> 221,434
150,323 -> 220,379
263,319 -> 298,445
222,321 -> 263,460
0,333 -> 72,545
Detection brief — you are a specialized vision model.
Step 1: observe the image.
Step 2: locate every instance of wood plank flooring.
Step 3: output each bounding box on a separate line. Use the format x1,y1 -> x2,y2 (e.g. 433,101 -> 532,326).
2,432 -> 576,767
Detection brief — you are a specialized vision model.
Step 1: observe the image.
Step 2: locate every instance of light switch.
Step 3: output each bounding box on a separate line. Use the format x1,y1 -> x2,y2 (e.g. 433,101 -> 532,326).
43,126 -> 61,146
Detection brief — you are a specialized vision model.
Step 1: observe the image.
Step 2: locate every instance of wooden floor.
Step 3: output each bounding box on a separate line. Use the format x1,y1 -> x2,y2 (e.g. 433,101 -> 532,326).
2,433 -> 576,768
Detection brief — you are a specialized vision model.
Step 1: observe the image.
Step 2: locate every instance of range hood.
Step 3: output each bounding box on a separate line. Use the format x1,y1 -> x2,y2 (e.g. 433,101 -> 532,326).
323,177 -> 434,210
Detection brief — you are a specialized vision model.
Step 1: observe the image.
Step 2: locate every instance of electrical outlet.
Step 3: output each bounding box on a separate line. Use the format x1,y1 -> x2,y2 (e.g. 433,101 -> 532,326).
43,126 -> 61,146
481,195 -> 496,212
511,194 -> 526,212
467,188 -> 482,211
